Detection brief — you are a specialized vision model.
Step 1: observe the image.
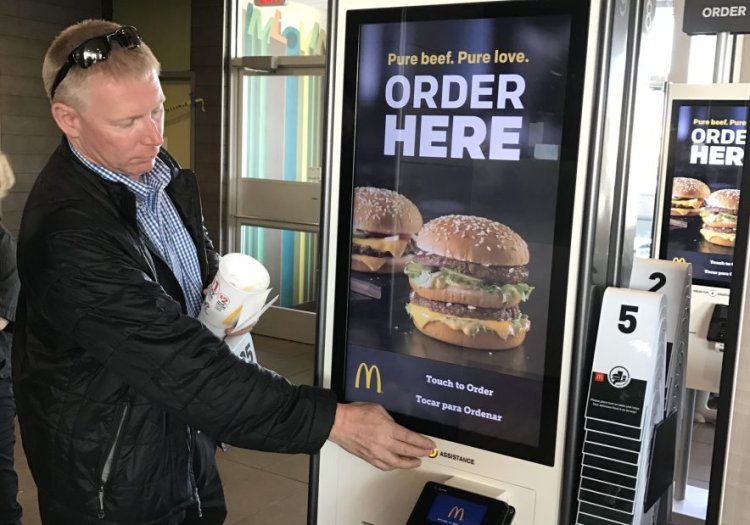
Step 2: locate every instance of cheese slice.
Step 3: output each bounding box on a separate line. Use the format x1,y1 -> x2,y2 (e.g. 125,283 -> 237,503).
672,198 -> 701,209
407,303 -> 526,340
352,254 -> 387,272
700,229 -> 736,242
352,237 -> 409,258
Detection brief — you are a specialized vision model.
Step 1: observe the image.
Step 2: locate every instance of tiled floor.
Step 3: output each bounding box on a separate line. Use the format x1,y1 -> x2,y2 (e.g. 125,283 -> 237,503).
687,421 -> 716,491
13,334 -> 316,525
11,337 -> 718,525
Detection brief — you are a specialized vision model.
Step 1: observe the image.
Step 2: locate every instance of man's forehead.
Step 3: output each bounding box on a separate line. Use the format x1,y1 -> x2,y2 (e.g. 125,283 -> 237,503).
83,71 -> 164,112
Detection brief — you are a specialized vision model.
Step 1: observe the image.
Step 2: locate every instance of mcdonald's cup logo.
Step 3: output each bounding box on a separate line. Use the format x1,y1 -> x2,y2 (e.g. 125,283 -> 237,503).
354,363 -> 382,393
448,506 -> 465,520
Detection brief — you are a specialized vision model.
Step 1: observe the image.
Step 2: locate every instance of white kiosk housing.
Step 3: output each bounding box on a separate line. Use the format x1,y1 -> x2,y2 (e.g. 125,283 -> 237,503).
310,0 -> 644,523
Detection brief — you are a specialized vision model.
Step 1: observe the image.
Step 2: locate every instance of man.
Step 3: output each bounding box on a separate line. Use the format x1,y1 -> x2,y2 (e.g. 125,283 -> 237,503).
0,152 -> 21,525
14,19 -> 434,524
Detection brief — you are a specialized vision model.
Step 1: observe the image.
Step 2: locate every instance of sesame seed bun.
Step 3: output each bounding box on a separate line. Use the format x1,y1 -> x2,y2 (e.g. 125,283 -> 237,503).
353,187 -> 423,234
415,215 -> 529,267
672,177 -> 710,199
705,188 -> 740,214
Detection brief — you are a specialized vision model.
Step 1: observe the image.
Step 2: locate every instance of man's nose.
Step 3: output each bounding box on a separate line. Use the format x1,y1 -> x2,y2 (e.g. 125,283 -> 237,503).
143,118 -> 164,146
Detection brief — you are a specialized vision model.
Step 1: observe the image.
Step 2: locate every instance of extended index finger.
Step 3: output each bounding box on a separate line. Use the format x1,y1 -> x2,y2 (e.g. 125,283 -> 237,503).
390,424 -> 435,453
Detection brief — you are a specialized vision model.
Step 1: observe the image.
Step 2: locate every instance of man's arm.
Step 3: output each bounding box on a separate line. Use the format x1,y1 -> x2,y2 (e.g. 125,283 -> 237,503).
328,402 -> 436,470
20,222 -> 338,454
20,216 -> 429,469
201,223 -> 220,284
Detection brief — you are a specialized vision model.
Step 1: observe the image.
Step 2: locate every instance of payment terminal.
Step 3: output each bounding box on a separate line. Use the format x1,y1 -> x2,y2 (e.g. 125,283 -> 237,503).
408,482 -> 515,525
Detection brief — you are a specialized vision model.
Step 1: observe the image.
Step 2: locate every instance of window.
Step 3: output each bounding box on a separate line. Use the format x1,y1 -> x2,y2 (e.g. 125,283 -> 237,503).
229,0 -> 328,342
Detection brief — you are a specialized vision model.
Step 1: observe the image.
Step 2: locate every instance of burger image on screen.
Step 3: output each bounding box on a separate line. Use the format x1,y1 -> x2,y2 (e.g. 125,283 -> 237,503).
671,177 -> 710,217
404,215 -> 533,350
700,188 -> 740,247
351,187 -> 423,273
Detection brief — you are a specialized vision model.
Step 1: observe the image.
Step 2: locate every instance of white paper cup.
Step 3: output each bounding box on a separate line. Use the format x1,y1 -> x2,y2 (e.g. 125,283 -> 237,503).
198,253 -> 271,337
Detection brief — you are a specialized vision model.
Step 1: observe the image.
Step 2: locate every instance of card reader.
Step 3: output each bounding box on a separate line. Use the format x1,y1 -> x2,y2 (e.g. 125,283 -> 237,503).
707,304 -> 729,344
407,481 -> 515,525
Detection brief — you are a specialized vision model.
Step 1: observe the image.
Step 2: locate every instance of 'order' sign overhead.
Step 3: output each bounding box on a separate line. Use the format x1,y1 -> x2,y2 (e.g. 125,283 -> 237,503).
684,0 -> 750,35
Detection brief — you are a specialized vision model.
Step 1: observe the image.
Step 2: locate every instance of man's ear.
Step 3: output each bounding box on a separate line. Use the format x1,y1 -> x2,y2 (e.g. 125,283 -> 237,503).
51,102 -> 81,138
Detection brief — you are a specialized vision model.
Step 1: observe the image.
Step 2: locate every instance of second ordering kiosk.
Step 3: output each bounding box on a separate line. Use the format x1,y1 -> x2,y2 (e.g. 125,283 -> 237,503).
312,1 -> 604,524
652,83 -> 750,520
655,84 -> 750,397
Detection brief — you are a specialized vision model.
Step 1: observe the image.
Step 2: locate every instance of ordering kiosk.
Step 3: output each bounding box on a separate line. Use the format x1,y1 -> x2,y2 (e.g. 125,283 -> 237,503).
653,83 -> 750,520
655,84 -> 750,398
311,1 -> 605,524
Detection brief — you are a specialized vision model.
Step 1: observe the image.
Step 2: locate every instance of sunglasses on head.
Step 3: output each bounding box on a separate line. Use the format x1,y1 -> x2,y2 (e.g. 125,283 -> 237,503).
50,25 -> 142,100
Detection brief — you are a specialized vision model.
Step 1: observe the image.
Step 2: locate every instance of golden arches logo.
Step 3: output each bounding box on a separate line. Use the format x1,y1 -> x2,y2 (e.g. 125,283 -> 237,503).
448,506 -> 465,520
354,363 -> 382,393
428,448 -> 438,458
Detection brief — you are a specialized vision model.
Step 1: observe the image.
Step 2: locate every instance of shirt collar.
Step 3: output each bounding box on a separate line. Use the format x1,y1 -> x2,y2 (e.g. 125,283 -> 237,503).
68,142 -> 171,198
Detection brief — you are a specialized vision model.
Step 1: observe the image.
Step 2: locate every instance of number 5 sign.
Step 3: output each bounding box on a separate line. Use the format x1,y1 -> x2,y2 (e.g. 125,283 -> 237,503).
580,288 -> 667,524
593,288 -> 667,392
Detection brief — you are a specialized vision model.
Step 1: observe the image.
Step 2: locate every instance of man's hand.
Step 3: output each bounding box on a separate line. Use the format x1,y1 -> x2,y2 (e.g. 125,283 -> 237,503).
328,402 -> 436,471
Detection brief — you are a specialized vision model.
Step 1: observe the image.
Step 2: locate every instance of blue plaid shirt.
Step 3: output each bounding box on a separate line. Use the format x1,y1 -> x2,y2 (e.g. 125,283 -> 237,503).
70,144 -> 203,317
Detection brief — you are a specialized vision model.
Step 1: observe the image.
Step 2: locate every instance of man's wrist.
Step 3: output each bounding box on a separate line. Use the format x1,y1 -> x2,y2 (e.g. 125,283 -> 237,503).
328,403 -> 346,445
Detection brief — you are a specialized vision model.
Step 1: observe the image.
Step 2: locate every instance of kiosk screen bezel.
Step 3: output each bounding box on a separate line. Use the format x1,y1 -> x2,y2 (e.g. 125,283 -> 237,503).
329,0 -> 590,466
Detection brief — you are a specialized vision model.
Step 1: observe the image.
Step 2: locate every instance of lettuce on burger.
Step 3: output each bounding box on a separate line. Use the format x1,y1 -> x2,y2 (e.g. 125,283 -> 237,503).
405,215 -> 533,350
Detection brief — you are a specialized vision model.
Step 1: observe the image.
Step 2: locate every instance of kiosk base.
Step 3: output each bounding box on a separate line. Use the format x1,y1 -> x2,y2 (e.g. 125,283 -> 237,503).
315,443 -> 540,524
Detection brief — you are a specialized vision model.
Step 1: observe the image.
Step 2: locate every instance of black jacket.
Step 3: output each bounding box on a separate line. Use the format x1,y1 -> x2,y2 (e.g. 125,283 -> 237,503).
0,220 -> 19,380
13,141 -> 337,524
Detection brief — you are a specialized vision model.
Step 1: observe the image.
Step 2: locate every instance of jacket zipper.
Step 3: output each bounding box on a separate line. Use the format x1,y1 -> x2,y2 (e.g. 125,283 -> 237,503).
187,426 -> 202,518
194,487 -> 203,518
97,403 -> 130,519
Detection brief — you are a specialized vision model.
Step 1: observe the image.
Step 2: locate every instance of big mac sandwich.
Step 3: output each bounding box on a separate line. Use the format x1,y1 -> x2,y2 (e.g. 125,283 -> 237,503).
405,215 -> 533,350
351,187 -> 423,273
671,177 -> 710,217
700,188 -> 740,247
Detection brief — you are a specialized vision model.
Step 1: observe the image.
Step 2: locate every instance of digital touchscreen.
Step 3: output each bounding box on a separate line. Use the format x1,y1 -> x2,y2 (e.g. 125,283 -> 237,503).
660,101 -> 748,288
333,2 -> 588,464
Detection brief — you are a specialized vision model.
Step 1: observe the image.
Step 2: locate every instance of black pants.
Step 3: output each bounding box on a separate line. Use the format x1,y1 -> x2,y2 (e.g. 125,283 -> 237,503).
0,372 -> 21,525
39,431 -> 227,524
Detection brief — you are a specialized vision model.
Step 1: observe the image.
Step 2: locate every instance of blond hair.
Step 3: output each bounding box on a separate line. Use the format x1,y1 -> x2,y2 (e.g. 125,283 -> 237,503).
0,153 -> 15,200
42,19 -> 161,107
